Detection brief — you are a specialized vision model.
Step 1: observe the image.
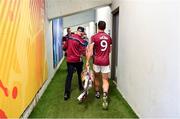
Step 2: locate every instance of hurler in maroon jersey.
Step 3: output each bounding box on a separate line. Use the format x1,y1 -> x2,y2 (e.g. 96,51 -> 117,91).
86,21 -> 112,110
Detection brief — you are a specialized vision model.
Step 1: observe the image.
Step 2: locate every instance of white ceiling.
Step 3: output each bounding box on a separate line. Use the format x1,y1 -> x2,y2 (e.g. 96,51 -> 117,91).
46,0 -> 112,19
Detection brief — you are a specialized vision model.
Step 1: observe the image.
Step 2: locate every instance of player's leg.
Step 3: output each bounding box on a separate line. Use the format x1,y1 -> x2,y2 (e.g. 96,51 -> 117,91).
64,62 -> 74,100
94,72 -> 101,98
102,73 -> 109,94
101,65 -> 110,109
93,64 -> 101,98
76,62 -> 84,91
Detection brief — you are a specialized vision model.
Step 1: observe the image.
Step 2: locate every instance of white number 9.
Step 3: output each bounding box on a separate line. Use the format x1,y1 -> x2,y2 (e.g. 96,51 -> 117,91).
100,40 -> 108,51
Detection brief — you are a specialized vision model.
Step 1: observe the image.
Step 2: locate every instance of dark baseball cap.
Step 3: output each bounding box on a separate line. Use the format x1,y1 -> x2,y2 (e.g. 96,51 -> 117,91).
77,26 -> 85,32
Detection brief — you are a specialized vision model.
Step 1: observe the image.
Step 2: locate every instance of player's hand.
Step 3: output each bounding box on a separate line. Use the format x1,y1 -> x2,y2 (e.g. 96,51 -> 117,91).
86,62 -> 89,70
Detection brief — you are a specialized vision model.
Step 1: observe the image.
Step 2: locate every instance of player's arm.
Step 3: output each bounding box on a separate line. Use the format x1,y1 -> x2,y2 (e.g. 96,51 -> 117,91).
110,37 -> 112,53
110,44 -> 112,53
86,42 -> 94,68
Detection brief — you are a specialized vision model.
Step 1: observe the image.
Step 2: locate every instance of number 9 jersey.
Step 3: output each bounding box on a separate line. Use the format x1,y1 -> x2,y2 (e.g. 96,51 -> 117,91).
91,31 -> 112,66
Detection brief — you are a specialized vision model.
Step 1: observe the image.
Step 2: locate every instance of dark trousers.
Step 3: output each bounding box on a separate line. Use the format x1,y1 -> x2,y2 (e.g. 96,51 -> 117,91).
64,62 -> 83,95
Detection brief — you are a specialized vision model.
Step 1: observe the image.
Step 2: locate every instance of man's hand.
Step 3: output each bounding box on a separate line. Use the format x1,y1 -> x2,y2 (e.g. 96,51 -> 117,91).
85,43 -> 94,71
85,61 -> 89,70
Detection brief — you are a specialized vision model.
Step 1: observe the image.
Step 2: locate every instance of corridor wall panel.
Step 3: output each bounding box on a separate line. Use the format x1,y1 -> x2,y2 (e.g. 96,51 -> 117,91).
52,18 -> 63,68
112,0 -> 180,117
0,0 -> 47,118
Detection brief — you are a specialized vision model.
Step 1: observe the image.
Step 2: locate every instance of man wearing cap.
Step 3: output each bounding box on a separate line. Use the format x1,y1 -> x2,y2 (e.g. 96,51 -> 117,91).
63,26 -> 88,100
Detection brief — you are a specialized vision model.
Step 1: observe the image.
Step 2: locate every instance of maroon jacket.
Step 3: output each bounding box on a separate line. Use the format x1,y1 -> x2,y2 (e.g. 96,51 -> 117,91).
63,34 -> 88,63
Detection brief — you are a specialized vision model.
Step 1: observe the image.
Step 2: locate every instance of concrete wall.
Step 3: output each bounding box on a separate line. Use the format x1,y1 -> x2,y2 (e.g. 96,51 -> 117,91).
63,23 -> 89,35
63,10 -> 95,28
46,0 -> 112,19
63,22 -> 95,43
112,0 -> 180,118
178,4 -> 180,115
96,6 -> 112,37
88,21 -> 96,41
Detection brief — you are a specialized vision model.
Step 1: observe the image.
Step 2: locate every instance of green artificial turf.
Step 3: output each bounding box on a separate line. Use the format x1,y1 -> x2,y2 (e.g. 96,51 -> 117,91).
29,60 -> 138,118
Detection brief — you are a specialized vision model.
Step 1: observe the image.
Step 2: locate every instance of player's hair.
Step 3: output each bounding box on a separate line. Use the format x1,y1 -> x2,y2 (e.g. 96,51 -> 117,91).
98,21 -> 106,30
67,27 -> 71,32
77,26 -> 85,32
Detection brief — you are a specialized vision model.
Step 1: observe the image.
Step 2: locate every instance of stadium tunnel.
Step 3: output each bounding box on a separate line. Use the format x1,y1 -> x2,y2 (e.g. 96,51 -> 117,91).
0,0 -> 180,118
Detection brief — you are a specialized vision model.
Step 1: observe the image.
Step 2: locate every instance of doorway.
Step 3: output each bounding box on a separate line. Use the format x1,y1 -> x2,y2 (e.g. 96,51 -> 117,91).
111,7 -> 119,83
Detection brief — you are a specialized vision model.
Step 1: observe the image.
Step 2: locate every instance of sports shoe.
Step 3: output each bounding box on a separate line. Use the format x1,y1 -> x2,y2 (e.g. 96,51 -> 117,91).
102,93 -> 108,110
64,93 -> 70,101
73,67 -> 76,73
95,91 -> 100,99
